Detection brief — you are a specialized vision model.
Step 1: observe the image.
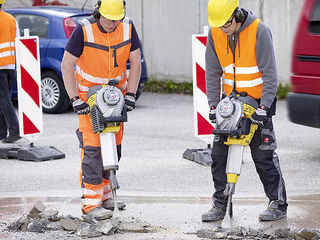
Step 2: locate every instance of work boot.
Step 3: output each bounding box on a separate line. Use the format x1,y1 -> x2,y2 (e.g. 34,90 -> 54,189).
2,135 -> 21,143
82,206 -> 112,222
259,201 -> 287,221
102,198 -> 126,210
201,205 -> 226,222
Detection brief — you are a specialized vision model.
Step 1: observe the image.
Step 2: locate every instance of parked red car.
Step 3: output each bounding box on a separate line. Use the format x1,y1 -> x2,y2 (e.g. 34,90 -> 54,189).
287,0 -> 320,128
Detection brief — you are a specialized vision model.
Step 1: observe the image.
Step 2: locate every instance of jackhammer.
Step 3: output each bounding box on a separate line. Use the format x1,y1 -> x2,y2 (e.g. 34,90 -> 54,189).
86,80 -> 127,221
212,92 -> 259,228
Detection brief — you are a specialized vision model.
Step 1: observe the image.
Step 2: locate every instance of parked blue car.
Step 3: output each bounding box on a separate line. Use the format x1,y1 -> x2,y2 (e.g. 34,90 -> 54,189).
6,6 -> 147,113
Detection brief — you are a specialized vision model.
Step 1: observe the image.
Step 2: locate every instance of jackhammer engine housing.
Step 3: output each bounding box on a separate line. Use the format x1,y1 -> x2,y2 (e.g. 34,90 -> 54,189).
86,81 -> 127,134
214,93 -> 258,139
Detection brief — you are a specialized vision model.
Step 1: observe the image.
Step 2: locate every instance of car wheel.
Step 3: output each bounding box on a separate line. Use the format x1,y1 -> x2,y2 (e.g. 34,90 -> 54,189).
41,71 -> 70,114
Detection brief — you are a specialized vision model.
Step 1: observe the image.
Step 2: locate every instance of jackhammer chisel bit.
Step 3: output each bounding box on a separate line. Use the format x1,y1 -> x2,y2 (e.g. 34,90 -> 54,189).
109,170 -> 120,220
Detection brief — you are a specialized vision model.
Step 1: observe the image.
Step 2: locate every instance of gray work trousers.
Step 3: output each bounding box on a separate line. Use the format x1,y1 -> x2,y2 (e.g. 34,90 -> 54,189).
211,118 -> 288,211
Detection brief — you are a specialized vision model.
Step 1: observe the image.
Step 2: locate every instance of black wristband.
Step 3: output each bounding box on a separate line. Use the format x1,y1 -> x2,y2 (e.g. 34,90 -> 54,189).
259,105 -> 269,111
70,96 -> 80,104
126,92 -> 136,99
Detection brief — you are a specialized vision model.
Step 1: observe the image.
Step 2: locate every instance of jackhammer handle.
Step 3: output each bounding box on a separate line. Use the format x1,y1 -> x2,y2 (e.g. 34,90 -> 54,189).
213,129 -> 241,137
101,107 -> 127,123
108,79 -> 119,86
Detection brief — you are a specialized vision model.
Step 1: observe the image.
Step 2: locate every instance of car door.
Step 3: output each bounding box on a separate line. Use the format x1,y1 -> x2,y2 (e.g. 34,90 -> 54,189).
291,0 -> 320,94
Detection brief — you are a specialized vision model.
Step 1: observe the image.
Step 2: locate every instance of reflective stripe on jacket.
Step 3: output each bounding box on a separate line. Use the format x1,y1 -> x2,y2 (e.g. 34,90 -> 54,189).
212,18 -> 263,99
76,17 -> 132,101
0,11 -> 16,68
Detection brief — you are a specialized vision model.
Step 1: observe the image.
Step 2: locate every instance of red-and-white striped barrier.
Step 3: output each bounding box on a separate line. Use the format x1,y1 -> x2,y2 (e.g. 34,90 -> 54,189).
15,29 -> 42,143
192,28 -> 214,144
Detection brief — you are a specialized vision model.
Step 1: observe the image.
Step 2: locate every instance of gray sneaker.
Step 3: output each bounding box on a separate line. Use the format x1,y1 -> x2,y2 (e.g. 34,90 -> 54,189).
259,201 -> 287,221
102,198 -> 126,210
82,206 -> 112,221
2,135 -> 21,143
201,205 -> 226,222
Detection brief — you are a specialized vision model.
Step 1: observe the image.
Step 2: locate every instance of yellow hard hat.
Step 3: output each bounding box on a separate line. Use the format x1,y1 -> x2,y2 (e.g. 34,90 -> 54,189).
208,0 -> 239,27
99,0 -> 125,21
0,0 -> 5,4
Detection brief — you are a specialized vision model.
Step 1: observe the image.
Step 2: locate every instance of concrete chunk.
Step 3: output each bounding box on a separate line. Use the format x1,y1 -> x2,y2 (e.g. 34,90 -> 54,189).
119,222 -> 155,233
98,220 -> 118,235
60,218 -> 81,231
76,224 -> 102,238
297,229 -> 319,240
196,229 -> 227,239
45,221 -> 64,231
29,201 -> 45,214
7,214 -> 29,231
273,227 -> 291,239
27,218 -> 49,233
40,209 -> 59,220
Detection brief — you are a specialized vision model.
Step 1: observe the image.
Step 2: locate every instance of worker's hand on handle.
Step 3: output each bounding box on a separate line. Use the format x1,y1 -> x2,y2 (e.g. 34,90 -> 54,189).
125,92 -> 136,112
70,96 -> 90,115
209,106 -> 216,123
251,105 -> 269,126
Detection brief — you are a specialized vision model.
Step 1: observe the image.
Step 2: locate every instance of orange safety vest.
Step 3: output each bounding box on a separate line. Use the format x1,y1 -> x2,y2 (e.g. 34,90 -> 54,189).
0,11 -> 16,68
212,18 -> 263,99
75,17 -> 132,101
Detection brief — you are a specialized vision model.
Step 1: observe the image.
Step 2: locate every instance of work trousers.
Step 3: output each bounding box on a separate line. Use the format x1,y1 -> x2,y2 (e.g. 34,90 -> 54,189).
0,70 -> 19,139
211,118 -> 288,211
76,114 -> 123,214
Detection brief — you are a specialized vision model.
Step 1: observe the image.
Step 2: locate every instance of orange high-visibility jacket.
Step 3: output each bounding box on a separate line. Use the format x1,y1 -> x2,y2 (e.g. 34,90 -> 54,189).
76,17 -> 132,101
0,11 -> 17,68
212,18 -> 263,99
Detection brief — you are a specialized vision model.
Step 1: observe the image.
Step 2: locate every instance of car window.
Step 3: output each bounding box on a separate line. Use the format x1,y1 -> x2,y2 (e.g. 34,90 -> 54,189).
14,14 -> 49,39
71,15 -> 90,24
309,0 -> 320,35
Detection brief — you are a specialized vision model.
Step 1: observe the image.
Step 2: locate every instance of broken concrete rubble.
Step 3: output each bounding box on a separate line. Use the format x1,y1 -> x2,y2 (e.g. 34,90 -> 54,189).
196,227 -> 320,240
5,201 -> 320,239
6,201 -> 157,238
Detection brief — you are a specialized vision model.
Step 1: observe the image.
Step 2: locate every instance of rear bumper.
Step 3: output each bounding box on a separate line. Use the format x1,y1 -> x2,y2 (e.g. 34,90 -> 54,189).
287,92 -> 320,128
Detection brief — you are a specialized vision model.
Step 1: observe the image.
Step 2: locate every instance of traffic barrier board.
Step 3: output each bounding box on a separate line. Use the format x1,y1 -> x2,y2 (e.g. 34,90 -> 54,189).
15,30 -> 42,143
191,28 -> 214,145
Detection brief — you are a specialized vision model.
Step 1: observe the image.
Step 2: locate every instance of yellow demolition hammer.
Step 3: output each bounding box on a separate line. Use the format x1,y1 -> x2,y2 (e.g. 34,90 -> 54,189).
212,92 -> 259,228
86,80 -> 127,221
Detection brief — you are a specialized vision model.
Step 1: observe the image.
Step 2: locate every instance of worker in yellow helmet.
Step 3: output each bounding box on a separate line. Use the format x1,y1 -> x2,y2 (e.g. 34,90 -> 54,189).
98,0 -> 125,20
203,0 -> 288,222
61,0 -> 141,221
0,0 -> 22,143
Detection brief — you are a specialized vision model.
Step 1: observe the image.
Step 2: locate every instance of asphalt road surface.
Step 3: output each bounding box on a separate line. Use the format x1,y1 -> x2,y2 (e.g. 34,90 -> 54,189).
1,92 -> 320,239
